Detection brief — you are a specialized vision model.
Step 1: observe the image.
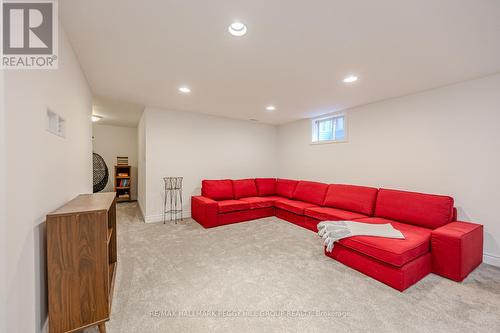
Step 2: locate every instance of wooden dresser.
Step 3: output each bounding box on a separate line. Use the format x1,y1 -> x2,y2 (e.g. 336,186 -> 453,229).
46,192 -> 117,333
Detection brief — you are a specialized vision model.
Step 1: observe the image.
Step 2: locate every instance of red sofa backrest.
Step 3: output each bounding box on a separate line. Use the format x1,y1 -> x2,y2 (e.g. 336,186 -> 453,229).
275,179 -> 299,198
375,188 -> 454,229
255,178 -> 276,196
292,181 -> 329,206
202,179 -> 234,200
323,184 -> 378,216
232,179 -> 258,199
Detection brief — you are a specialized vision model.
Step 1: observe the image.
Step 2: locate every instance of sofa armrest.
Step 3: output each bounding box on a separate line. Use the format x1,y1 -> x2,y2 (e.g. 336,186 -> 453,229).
191,196 -> 219,228
431,221 -> 483,281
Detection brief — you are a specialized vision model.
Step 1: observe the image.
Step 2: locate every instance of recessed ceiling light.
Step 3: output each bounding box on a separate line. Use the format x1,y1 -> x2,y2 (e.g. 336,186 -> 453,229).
266,105 -> 276,111
228,21 -> 247,37
178,86 -> 191,93
343,75 -> 358,83
91,115 -> 102,122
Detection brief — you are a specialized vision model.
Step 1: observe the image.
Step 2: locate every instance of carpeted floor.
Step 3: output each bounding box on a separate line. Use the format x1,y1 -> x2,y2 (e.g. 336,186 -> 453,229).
85,202 -> 500,333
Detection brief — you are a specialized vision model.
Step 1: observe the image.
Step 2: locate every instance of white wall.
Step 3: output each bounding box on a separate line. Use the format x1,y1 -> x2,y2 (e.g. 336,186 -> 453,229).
3,26 -> 92,333
277,73 -> 500,266
92,124 -> 138,200
141,108 -> 278,222
1,65 -> 7,333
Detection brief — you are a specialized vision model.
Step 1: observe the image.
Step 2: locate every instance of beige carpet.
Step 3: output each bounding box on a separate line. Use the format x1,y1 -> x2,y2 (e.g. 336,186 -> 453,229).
85,202 -> 500,333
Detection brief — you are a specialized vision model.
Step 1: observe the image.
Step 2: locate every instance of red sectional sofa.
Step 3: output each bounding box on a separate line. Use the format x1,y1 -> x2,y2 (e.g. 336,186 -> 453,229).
191,178 -> 483,291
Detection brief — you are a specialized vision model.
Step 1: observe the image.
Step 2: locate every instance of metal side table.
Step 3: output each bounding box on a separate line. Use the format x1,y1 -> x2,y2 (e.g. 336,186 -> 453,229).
163,177 -> 183,224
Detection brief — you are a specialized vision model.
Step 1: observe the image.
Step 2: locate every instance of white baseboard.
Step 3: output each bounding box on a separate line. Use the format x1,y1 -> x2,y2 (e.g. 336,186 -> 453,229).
41,317 -> 48,333
484,252 -> 500,267
145,211 -> 191,223
137,201 -> 145,221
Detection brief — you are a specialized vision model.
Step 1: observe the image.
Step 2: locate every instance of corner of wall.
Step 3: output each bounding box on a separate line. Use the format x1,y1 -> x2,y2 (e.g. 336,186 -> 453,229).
0,62 -> 7,333
137,111 -> 147,214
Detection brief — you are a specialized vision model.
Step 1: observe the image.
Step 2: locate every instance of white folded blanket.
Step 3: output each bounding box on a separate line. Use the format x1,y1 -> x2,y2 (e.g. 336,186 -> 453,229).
318,221 -> 405,252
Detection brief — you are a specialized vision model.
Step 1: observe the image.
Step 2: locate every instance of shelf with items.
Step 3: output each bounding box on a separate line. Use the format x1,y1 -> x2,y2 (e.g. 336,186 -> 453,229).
114,165 -> 131,202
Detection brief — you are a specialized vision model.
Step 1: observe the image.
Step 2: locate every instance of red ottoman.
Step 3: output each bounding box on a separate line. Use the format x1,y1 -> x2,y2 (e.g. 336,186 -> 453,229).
431,221 -> 483,281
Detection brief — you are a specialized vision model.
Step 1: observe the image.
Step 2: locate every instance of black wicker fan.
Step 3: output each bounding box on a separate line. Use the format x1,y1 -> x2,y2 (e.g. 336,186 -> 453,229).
93,153 -> 109,192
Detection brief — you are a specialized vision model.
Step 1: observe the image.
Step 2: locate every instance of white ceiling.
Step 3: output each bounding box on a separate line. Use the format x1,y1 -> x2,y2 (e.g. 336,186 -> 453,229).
92,96 -> 144,127
61,0 -> 500,125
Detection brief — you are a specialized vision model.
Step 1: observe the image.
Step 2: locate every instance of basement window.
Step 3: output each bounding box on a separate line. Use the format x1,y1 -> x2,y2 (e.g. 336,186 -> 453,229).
311,113 -> 346,144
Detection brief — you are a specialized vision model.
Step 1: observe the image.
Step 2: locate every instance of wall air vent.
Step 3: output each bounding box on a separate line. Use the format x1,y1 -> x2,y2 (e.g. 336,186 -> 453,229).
46,109 -> 66,138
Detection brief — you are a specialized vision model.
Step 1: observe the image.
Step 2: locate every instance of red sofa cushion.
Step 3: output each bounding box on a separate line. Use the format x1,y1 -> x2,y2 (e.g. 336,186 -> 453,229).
375,189 -> 454,229
232,179 -> 258,199
262,195 -> 289,202
218,207 -> 274,226
327,243 -> 431,291
202,179 -> 234,200
304,207 -> 367,221
292,181 -> 329,206
275,179 -> 299,198
274,199 -> 317,215
323,184 -> 378,215
217,200 -> 251,213
240,197 -> 275,209
340,217 -> 432,267
255,178 -> 276,196
276,208 -> 309,230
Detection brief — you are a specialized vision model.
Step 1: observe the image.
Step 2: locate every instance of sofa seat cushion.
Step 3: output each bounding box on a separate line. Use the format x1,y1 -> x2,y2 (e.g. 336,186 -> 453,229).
274,199 -> 317,215
338,217 -> 432,267
375,188 -> 454,229
263,195 -> 289,202
292,181 -> 329,206
217,200 -> 251,213
233,179 -> 258,199
255,178 -> 276,196
202,179 -> 234,200
239,197 -> 275,209
304,207 -> 367,221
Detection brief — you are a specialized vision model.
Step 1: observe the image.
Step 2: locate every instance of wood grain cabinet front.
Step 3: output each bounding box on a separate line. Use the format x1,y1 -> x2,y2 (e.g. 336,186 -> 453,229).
46,192 -> 117,333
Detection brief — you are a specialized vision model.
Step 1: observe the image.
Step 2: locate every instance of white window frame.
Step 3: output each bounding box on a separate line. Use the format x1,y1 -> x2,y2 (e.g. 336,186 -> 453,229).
311,113 -> 347,145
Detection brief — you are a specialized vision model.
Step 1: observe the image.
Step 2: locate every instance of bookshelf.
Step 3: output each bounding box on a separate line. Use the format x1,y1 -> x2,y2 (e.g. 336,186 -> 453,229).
114,165 -> 131,202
